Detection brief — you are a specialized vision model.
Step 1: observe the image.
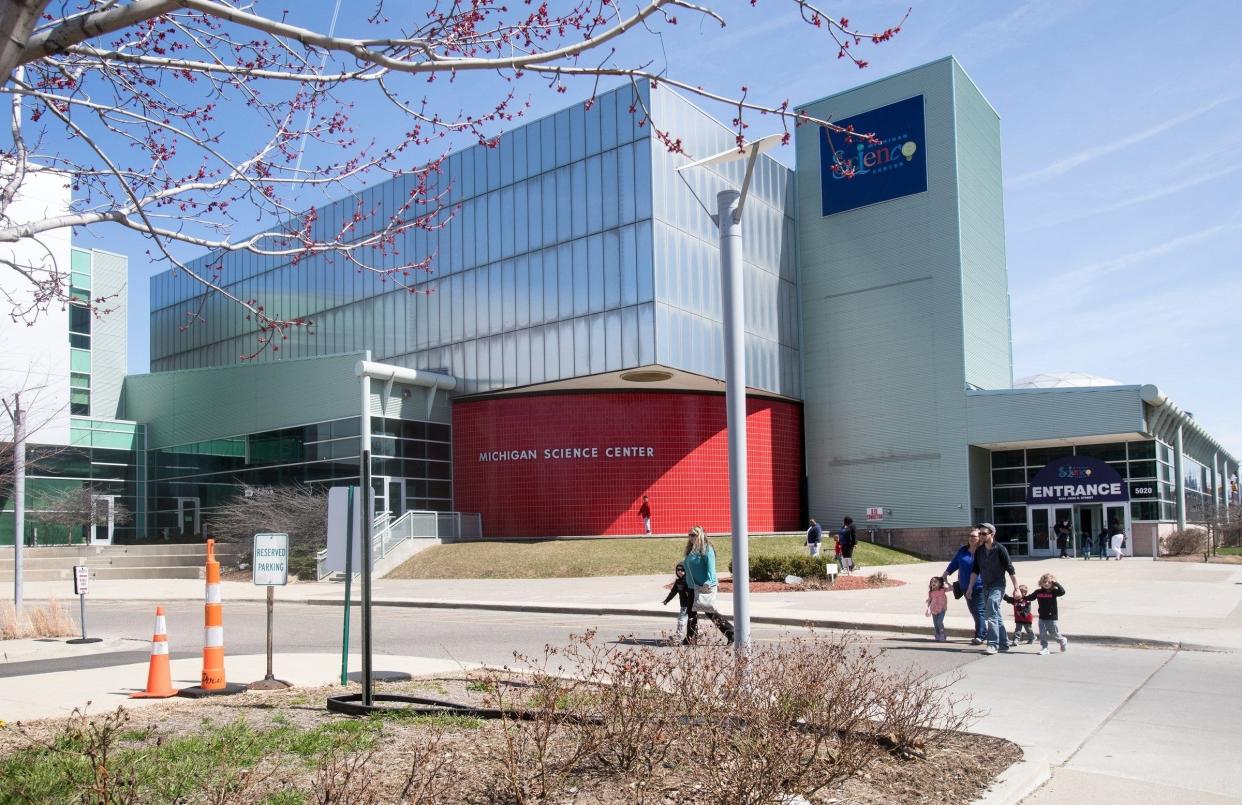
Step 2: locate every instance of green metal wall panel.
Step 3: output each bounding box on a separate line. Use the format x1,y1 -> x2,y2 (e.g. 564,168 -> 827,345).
966,387 -> 1147,444
796,58 -> 977,529
953,64 -> 1012,390
121,352 -> 371,448
90,249 -> 129,418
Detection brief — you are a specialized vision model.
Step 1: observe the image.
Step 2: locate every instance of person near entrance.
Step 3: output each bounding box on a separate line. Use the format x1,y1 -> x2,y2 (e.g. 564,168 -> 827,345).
941,530 -> 986,644
966,523 -> 1018,655
805,518 -> 823,558
639,495 -> 653,535
1109,521 -> 1126,559
1054,519 -> 1071,558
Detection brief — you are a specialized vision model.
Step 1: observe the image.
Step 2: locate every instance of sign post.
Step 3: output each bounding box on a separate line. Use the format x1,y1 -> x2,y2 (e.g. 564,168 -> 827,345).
67,565 -> 102,644
249,533 -> 291,690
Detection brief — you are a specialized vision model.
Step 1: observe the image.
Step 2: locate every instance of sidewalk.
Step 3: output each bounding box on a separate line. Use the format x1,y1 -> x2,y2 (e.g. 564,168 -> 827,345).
20,556 -> 1242,650
0,652 -> 476,722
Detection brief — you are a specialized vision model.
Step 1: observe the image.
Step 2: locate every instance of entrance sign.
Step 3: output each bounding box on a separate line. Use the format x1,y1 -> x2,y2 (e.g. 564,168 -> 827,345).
1027,457 -> 1130,505
252,533 -> 289,586
819,95 -> 927,216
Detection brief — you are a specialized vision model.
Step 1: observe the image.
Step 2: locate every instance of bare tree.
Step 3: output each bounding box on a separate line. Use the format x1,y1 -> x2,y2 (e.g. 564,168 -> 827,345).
26,482 -> 133,540
208,483 -> 328,574
1185,495 -> 1242,556
0,0 -> 904,348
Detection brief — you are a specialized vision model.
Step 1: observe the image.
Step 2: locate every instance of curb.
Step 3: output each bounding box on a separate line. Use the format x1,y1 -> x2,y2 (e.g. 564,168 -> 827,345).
973,749 -> 1052,805
302,598 -> 1199,651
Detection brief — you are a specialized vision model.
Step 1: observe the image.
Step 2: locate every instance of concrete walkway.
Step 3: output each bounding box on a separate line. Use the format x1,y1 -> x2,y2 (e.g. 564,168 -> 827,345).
24,556 -> 1242,650
0,652 -> 476,722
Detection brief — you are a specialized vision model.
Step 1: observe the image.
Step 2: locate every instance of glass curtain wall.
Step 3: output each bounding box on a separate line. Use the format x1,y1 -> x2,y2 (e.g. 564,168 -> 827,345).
989,440 -> 1167,556
150,84 -> 659,395
147,416 -> 451,539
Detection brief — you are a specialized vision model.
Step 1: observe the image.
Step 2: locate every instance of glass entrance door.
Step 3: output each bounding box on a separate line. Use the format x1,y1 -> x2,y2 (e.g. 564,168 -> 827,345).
1028,506 -> 1072,557
90,495 -> 115,545
371,477 -> 406,517
1105,503 -> 1130,556
175,497 -> 200,538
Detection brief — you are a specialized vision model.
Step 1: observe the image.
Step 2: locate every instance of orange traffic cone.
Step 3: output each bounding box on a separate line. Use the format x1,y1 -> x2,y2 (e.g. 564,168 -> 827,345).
131,606 -> 178,698
179,539 -> 245,697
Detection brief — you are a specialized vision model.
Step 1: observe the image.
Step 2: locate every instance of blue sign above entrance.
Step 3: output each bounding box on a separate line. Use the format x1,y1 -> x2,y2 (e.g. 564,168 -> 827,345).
819,95 -> 927,216
1026,456 -> 1130,505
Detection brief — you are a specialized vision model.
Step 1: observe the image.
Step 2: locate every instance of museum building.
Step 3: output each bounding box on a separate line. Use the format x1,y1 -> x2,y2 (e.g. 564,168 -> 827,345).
3,57 -> 1237,556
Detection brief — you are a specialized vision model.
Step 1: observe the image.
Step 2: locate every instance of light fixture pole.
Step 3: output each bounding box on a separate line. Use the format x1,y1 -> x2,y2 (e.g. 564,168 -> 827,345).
677,134 -> 782,653
3,393 -> 25,614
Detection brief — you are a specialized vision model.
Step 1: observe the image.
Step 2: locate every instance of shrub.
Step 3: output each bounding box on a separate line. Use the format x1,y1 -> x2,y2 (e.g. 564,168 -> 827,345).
1163,527 -> 1208,556
733,554 -> 836,582
866,571 -> 890,586
0,598 -> 77,639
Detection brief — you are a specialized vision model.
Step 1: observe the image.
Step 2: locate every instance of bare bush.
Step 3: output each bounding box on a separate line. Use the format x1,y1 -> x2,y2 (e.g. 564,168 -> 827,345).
484,630 -> 978,803
866,571 -> 890,586
1163,527 -> 1209,556
1,597 -> 76,638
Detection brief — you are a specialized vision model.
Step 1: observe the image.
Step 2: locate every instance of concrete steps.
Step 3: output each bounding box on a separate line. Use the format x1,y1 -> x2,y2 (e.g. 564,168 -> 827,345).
0,543 -> 242,583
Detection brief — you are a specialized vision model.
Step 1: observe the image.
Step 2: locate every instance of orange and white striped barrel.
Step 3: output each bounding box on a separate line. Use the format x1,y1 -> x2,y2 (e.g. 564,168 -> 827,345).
200,538 -> 227,689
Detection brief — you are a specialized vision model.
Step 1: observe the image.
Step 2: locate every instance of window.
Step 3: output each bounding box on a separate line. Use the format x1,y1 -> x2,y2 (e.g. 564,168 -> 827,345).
70,388 -> 90,416
69,304 -> 91,335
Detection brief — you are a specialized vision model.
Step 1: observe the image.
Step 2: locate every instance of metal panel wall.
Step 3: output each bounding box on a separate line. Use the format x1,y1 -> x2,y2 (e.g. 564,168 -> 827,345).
953,64 -> 1012,390
89,249 -> 129,418
796,58 -> 977,529
966,387 -> 1147,445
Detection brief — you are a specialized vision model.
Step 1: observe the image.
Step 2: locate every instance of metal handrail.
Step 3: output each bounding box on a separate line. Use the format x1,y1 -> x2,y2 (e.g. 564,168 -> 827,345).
316,508 -> 483,580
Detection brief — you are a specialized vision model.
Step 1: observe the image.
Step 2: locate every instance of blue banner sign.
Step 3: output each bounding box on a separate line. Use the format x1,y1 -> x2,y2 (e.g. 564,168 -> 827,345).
1026,456 -> 1130,505
819,95 -> 927,216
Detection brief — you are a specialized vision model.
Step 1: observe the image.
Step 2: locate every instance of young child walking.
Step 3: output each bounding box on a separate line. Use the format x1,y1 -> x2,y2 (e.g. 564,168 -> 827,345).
661,562 -> 696,645
1003,585 -> 1035,644
926,576 -> 949,641
1032,573 -> 1068,654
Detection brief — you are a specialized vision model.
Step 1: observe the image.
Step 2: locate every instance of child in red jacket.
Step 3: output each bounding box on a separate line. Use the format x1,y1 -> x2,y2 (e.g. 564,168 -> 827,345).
1003,584 -> 1035,644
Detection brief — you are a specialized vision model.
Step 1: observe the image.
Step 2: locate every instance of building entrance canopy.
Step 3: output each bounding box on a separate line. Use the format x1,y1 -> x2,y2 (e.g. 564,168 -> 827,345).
1026,456 -> 1130,505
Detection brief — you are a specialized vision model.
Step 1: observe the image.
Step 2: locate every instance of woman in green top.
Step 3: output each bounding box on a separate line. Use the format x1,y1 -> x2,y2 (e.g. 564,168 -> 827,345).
682,526 -> 734,645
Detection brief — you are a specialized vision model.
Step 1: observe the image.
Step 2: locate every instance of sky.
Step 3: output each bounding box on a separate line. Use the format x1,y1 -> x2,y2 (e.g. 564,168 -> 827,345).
59,0 -> 1242,452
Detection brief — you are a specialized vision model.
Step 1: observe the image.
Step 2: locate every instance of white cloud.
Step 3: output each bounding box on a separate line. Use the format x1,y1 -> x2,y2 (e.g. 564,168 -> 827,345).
1007,95 -> 1239,188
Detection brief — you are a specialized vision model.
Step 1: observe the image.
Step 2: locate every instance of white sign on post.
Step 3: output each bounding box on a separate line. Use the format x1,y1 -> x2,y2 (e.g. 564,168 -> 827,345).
73,565 -> 89,596
252,533 -> 289,586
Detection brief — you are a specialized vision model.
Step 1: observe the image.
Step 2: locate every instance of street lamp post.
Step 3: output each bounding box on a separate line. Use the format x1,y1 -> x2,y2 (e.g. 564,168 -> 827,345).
677,134 -> 782,653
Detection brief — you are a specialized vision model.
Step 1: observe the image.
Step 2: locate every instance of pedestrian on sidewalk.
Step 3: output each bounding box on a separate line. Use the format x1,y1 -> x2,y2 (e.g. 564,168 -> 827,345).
1032,573 -> 1068,654
1003,585 -> 1035,644
805,518 -> 823,558
838,517 -> 858,574
661,562 -> 696,645
1082,528 -> 1097,559
682,526 -> 734,645
926,576 -> 949,641
1096,526 -> 1108,559
640,495 -> 653,535
966,523 -> 1018,655
941,530 -> 986,644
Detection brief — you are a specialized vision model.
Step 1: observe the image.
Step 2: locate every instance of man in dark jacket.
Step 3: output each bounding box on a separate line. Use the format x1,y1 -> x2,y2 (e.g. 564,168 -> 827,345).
966,523 -> 1019,654
806,518 -> 823,557
839,517 -> 858,573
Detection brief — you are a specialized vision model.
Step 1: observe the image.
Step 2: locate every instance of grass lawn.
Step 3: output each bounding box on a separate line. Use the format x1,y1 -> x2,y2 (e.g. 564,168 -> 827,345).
1218,546 -> 1242,556
386,535 -> 922,579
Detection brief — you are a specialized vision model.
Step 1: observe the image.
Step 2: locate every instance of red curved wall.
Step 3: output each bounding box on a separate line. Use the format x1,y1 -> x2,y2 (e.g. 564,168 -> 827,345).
452,392 -> 803,537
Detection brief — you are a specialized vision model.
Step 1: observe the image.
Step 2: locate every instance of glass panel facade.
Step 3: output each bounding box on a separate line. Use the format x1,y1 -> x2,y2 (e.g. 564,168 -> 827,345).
145,415 -> 451,539
988,441 -> 1181,551
148,81 -> 799,398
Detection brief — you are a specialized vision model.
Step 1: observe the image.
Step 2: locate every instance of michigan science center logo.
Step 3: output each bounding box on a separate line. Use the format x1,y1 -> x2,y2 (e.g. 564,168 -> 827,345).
819,94 -> 927,216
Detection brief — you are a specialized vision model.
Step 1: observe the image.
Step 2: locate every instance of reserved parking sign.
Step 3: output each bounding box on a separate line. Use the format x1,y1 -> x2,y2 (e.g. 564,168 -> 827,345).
252,533 -> 289,586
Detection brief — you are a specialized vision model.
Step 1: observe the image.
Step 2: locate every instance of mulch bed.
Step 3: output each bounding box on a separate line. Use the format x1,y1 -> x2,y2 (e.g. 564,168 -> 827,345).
0,676 -> 1019,804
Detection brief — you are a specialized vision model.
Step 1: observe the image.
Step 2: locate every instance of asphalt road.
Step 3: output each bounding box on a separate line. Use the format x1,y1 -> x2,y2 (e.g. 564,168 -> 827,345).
2,599 -> 979,678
